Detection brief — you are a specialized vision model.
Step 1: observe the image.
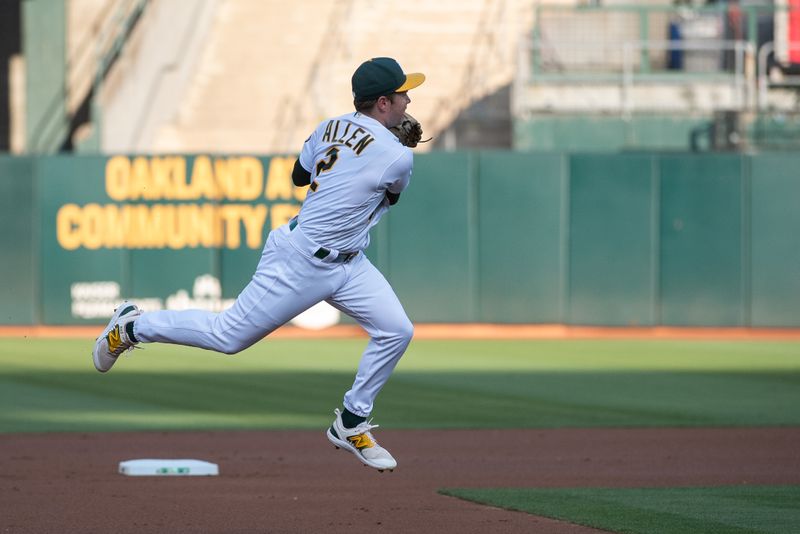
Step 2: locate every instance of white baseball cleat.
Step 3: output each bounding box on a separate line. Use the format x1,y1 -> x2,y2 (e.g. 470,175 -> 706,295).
326,408 -> 397,472
92,301 -> 141,373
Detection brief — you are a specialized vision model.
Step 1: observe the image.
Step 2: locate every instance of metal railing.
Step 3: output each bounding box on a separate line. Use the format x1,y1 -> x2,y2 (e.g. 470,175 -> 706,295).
524,3 -> 800,109
528,38 -> 751,78
532,3 -> 777,67
620,39 -> 754,114
518,37 -> 754,114
28,0 -> 148,153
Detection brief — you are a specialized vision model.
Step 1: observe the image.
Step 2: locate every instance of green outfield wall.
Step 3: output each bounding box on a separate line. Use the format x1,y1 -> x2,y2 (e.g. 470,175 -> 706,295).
0,152 -> 798,327
513,115 -> 711,152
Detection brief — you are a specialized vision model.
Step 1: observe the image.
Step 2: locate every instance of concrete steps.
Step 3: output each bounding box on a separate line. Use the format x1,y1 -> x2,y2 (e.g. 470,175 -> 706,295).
142,0 -> 530,154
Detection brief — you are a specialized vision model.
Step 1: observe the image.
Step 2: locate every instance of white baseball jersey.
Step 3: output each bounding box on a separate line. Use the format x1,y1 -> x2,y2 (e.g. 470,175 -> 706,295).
134,111 -> 415,418
298,112 -> 413,252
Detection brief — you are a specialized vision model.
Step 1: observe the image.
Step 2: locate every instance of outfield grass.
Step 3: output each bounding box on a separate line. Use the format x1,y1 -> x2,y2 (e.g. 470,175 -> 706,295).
0,338 -> 798,433
440,485 -> 800,534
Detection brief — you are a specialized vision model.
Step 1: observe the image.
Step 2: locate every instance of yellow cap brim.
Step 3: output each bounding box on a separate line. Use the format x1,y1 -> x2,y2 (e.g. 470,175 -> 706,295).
396,72 -> 425,93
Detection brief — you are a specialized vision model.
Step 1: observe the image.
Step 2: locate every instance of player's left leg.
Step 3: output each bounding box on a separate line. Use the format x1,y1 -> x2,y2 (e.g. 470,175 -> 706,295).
324,253 -> 413,471
327,255 -> 413,418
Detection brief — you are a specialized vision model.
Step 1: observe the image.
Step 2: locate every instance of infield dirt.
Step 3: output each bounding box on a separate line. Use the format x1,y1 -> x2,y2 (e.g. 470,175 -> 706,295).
2,427 -> 798,533
2,325 -> 798,532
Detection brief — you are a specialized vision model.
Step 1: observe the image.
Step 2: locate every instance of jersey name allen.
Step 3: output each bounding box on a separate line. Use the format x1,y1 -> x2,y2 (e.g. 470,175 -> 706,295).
321,120 -> 374,155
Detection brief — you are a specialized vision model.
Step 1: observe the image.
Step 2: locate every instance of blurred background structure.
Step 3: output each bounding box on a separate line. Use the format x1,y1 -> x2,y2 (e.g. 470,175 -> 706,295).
3,0 -> 800,156
4,0 -> 531,155
2,0 -> 800,329
515,0 -> 800,151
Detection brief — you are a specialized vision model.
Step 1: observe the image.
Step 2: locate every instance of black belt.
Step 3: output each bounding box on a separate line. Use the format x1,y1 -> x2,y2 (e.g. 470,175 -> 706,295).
289,218 -> 358,263
314,248 -> 358,263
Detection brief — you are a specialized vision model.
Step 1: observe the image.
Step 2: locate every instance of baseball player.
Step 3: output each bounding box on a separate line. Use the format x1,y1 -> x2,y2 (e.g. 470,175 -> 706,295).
92,57 -> 426,472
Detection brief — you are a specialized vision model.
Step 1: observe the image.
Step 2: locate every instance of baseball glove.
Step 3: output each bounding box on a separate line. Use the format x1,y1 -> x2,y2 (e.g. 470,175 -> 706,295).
389,113 -> 430,148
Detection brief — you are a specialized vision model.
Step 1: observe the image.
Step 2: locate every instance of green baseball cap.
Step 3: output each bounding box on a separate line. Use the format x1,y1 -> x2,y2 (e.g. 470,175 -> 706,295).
351,57 -> 425,101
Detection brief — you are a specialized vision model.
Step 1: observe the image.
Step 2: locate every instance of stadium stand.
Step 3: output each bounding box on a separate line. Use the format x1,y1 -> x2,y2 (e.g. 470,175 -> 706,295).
10,0 -> 800,154
97,0 -> 534,154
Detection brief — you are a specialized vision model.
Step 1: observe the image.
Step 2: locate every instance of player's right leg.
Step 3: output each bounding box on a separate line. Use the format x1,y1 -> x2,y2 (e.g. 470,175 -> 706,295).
92,300 -> 142,372
93,225 -> 341,371
134,226 -> 338,353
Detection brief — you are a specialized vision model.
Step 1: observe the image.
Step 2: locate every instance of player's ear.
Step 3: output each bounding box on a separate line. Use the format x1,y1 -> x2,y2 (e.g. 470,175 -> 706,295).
377,95 -> 390,110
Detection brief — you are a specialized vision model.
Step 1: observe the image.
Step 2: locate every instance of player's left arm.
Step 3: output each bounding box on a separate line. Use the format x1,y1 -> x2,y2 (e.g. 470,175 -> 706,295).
383,149 -> 413,206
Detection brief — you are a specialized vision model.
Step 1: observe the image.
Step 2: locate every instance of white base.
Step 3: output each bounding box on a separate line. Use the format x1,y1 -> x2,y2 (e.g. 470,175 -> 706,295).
118,459 -> 219,476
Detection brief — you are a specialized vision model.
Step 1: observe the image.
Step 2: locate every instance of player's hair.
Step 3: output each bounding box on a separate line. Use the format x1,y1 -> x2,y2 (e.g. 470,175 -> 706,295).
353,98 -> 377,112
353,93 -> 399,112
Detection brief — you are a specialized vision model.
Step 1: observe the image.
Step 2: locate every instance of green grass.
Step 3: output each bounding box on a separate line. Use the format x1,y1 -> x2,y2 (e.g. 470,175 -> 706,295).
0,338 -> 799,433
440,485 -> 800,534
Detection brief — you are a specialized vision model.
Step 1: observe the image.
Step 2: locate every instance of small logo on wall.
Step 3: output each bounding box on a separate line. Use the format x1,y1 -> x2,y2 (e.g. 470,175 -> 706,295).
289,301 -> 341,330
70,276 -> 340,329
164,274 -> 234,312
70,281 -> 162,319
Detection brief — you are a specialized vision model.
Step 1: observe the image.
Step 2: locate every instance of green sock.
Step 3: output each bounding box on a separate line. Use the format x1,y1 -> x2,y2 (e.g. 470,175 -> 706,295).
341,408 -> 366,429
125,320 -> 138,343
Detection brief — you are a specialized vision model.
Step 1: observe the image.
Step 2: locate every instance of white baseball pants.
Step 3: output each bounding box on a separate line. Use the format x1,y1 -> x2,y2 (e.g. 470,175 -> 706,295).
134,222 -> 414,417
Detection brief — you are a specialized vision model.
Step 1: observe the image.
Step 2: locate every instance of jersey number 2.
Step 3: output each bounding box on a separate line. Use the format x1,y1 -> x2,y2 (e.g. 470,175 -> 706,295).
315,147 -> 339,175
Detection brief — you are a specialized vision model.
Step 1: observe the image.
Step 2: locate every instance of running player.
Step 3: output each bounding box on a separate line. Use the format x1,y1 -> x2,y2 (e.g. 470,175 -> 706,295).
92,57 -> 425,472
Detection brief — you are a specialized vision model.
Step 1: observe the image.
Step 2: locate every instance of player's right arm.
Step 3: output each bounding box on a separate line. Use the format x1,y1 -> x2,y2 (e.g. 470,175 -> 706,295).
293,125 -> 325,186
292,159 -> 311,186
